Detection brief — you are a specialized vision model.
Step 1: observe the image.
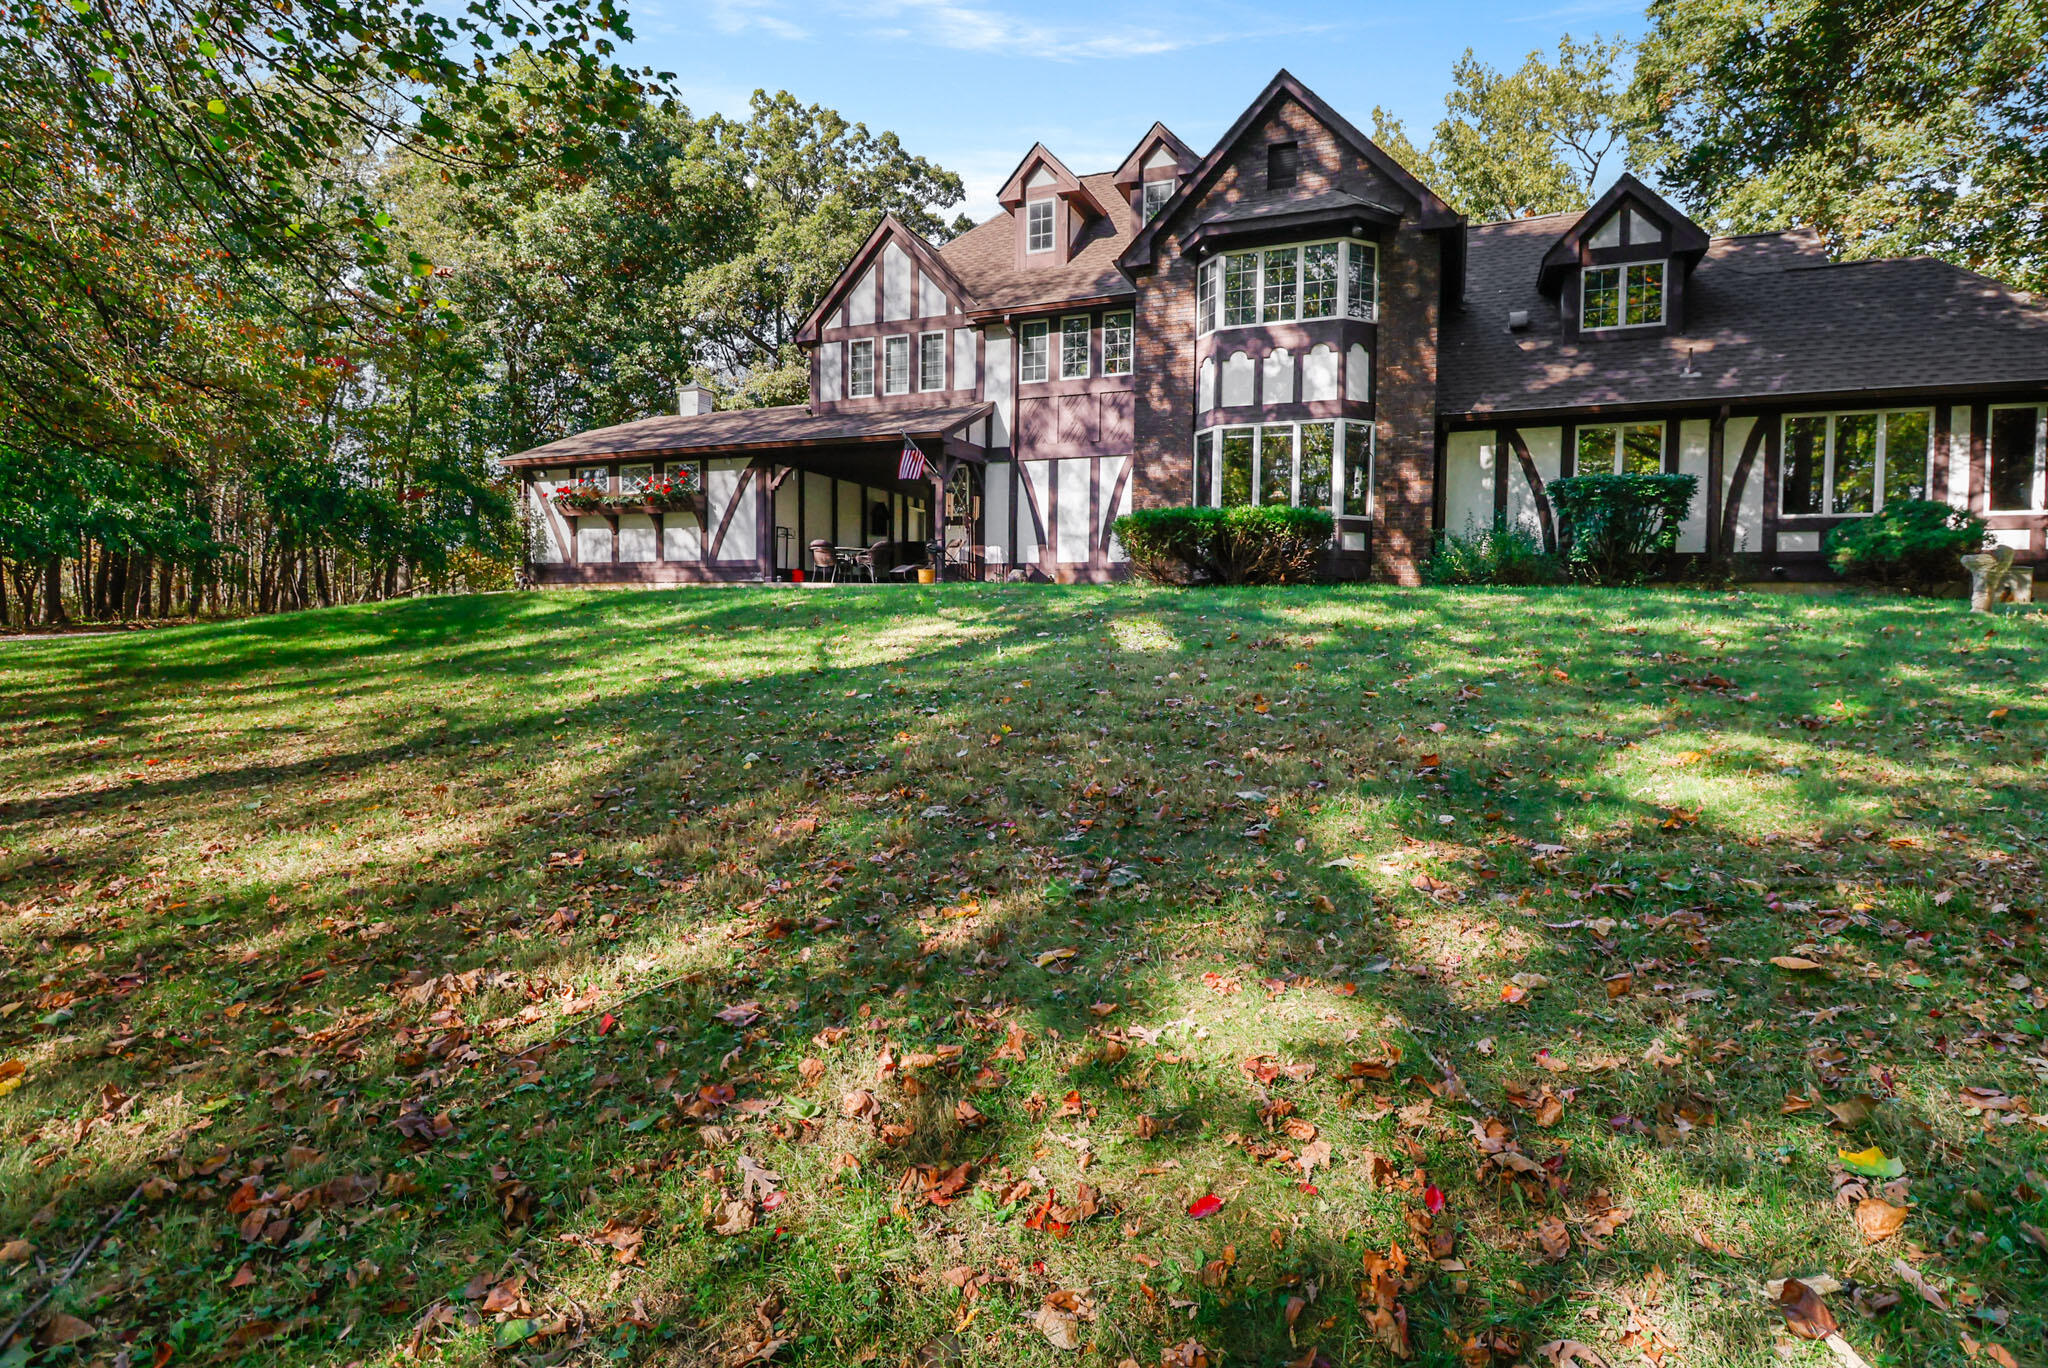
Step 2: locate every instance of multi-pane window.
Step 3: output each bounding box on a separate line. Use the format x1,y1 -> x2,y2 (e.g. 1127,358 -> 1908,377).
663,460 -> 703,491
847,339 -> 874,398
1222,253 -> 1259,327
1582,261 -> 1665,329
1199,240 -> 1377,334
1989,405 -> 2047,511
576,465 -> 609,493
1142,179 -> 1174,220
1060,315 -> 1090,380
1780,410 -> 1936,516
1026,199 -> 1054,253
1102,311 -> 1133,375
1261,248 -> 1297,323
620,463 -> 653,494
1196,420 -> 1370,517
1577,423 -> 1664,475
1301,243 -> 1339,320
1019,320 -> 1050,383
883,335 -> 912,395
918,331 -> 946,391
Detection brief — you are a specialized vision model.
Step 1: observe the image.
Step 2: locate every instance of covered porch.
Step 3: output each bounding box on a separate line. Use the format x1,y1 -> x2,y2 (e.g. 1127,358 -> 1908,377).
502,402 -> 997,586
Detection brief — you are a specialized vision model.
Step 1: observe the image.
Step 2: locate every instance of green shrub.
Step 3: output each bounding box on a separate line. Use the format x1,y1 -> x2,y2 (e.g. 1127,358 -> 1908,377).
1423,524 -> 1564,586
1548,472 -> 1696,585
1825,498 -> 1986,591
1115,505 -> 1334,585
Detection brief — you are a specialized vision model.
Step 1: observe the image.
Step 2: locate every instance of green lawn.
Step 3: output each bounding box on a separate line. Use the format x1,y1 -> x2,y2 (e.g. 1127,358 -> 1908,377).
1,584 -> 2044,1368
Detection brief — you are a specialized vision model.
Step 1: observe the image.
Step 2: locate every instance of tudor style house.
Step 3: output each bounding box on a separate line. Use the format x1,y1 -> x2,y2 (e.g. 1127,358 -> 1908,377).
504,71 -> 2048,585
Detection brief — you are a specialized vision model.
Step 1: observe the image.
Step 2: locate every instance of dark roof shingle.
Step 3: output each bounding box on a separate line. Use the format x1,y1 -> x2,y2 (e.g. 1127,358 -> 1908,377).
1440,217 -> 2048,418
937,171 -> 1139,314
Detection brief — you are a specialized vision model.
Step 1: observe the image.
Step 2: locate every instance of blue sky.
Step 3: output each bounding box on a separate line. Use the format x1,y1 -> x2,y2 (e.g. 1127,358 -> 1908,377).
627,0 -> 1648,220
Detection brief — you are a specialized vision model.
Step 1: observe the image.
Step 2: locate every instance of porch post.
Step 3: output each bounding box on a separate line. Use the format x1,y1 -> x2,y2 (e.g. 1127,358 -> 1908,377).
931,455 -> 951,582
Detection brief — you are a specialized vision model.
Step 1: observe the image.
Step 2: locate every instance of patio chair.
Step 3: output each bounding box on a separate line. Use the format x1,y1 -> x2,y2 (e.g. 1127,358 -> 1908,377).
860,539 -> 891,582
808,539 -> 836,582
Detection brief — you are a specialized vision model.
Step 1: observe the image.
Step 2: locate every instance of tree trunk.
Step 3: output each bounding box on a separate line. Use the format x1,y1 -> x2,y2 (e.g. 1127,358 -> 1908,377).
43,556 -> 66,624
313,551 -> 333,607
157,558 -> 173,618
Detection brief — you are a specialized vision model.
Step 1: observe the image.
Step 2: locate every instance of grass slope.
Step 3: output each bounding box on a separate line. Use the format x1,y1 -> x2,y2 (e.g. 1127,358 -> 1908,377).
0,584 -> 2044,1368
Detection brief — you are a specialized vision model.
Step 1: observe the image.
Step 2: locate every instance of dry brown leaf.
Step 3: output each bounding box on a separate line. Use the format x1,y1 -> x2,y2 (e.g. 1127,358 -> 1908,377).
1534,1341 -> 1612,1368
1777,1278 -> 1840,1339
1033,1303 -> 1081,1351
39,1314 -> 96,1347
1854,1198 -> 1908,1242
1890,1258 -> 1949,1311
1771,956 -> 1824,971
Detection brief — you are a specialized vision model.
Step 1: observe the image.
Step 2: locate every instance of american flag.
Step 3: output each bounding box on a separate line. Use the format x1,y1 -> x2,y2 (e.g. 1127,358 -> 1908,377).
898,438 -> 929,481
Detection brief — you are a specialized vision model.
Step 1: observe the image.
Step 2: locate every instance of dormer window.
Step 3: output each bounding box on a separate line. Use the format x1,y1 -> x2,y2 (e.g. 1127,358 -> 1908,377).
1582,260 -> 1665,330
1142,178 -> 1174,220
1026,199 -> 1055,254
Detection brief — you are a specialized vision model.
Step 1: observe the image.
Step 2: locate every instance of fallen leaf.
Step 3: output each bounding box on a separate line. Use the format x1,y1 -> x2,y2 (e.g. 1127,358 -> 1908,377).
1777,1279 -> 1839,1340
1033,1302 -> 1080,1351
1824,1094 -> 1879,1128
1890,1258 -> 1949,1311
1837,1146 -> 1905,1179
1771,956 -> 1824,972
1187,1193 -> 1224,1219
1854,1198 -> 1908,1242
40,1314 -> 96,1346
1534,1341 -> 1612,1367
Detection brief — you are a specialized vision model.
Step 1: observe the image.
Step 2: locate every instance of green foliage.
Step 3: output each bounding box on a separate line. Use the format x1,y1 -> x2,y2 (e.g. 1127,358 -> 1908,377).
1630,0 -> 2048,294
1548,472 -> 1698,584
1825,498 -> 1988,591
1423,34 -> 1630,219
1424,524 -> 1565,586
1114,506 -> 1335,586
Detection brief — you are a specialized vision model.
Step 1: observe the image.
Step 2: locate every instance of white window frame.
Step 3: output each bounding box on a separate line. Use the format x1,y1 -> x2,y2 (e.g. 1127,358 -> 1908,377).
1576,422 -> 1667,476
1987,403 -> 2048,513
847,338 -> 875,398
1778,409 -> 1938,518
1191,419 -> 1369,517
576,465 -> 610,493
1199,239 -> 1377,336
917,329 -> 946,392
1018,320 -> 1050,384
620,463 -> 653,494
1101,310 -> 1133,376
1142,178 -> 1174,220
882,334 -> 912,395
1025,198 -> 1055,254
1059,315 -> 1091,380
663,459 -> 703,492
1580,260 -> 1666,331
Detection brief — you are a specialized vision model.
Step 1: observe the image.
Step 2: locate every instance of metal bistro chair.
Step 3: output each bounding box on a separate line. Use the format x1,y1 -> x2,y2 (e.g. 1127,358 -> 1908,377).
808,539 -> 836,582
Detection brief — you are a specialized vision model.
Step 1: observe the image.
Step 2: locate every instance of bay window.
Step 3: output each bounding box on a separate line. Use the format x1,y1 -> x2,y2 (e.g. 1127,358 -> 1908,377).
883,335 -> 911,395
1199,239 -> 1377,334
1577,423 -> 1664,475
1195,419 -> 1373,517
1780,409 -> 1935,516
1060,315 -> 1090,380
1102,311 -> 1133,375
1989,404 -> 2047,511
1582,261 -> 1664,330
1019,320 -> 1050,383
847,339 -> 874,398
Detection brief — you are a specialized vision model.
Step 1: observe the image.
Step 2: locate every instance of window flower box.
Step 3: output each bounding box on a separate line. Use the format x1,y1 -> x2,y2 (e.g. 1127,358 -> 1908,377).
550,480 -> 611,513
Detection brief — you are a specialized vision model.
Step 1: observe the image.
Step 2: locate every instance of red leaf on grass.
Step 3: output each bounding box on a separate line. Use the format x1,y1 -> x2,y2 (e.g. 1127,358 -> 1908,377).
597,1013 -> 618,1035
1187,1193 -> 1224,1219
1424,1184 -> 1445,1214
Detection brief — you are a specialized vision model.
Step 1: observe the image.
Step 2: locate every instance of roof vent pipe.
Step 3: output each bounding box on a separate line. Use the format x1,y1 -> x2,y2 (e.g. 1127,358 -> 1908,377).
1507,310 -> 1530,331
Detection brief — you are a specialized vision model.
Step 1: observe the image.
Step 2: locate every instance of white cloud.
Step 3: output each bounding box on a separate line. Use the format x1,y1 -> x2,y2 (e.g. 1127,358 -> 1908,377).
705,0 -> 809,40
862,0 -> 1200,60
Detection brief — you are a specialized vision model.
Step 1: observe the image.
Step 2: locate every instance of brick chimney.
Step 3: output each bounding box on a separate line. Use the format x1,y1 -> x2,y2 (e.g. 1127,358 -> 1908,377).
677,382 -> 715,416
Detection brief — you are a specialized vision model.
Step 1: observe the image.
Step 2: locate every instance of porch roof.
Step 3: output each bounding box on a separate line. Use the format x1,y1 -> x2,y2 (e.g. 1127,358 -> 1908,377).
502,401 -> 993,468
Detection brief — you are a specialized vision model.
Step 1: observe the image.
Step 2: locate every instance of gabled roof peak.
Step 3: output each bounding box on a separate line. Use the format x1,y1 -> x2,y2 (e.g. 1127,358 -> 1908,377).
1536,172 -> 1710,295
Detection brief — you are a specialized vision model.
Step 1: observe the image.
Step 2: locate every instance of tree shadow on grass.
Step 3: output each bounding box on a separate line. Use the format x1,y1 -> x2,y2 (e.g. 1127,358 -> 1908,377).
0,584 -> 2040,1367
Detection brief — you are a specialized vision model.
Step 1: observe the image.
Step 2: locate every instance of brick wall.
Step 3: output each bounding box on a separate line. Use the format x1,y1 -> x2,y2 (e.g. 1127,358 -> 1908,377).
1374,226 -> 1440,585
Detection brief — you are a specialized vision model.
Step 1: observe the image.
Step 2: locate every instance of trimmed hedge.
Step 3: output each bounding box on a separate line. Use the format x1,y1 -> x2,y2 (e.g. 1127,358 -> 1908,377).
1825,498 -> 1987,592
1115,505 -> 1335,585
1548,472 -> 1696,584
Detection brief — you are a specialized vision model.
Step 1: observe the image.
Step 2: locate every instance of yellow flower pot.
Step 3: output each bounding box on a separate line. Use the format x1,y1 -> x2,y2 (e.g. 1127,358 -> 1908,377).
917,567 -> 936,585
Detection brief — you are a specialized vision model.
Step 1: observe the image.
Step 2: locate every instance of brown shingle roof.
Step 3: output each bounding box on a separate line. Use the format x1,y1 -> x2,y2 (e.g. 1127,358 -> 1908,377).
937,171 -> 1139,315
1441,215 -> 2048,418
503,401 -> 992,466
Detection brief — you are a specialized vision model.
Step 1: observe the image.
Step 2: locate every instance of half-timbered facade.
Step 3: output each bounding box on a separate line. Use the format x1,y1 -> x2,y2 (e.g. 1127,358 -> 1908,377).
504,71 -> 2048,585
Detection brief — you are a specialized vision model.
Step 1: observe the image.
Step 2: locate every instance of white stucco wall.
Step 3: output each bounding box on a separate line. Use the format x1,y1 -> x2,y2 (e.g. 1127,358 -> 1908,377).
1443,430 -> 1495,538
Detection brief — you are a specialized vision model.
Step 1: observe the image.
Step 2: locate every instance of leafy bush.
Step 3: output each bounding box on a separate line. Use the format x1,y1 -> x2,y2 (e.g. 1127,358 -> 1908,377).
1116,506 -> 1334,585
1423,524 -> 1564,586
1825,499 -> 1986,591
1548,473 -> 1697,584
